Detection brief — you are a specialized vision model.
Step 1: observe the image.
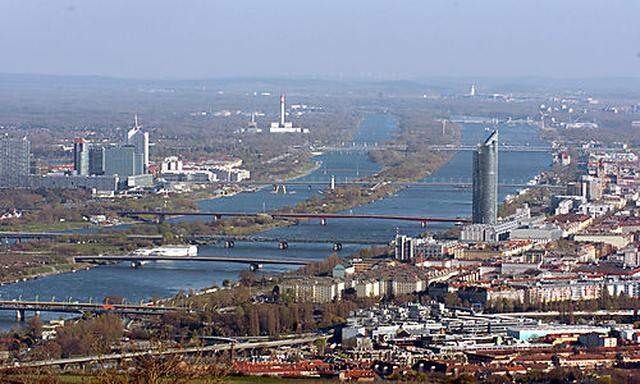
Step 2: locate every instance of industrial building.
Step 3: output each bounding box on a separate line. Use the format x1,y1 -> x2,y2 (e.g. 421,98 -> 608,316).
269,95 -> 309,133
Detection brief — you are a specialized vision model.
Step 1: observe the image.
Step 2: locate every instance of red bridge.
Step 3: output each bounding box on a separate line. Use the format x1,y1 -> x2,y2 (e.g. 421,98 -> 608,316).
117,210 -> 469,227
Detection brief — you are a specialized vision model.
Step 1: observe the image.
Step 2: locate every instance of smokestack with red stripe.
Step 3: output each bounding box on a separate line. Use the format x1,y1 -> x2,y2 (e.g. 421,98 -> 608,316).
280,94 -> 286,126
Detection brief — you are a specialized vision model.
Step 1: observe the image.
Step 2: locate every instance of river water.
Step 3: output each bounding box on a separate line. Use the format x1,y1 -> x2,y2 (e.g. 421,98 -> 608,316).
0,114 -> 550,328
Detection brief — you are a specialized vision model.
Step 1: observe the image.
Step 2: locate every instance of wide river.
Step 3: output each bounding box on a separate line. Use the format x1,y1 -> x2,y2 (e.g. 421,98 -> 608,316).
0,114 -> 550,328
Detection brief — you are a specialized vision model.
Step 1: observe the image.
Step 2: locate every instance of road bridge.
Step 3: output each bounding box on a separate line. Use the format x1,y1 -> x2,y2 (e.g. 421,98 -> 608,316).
186,234 -> 390,251
321,144 -> 408,152
428,145 -> 551,153
117,210 -> 469,227
235,180 -> 564,190
74,255 -> 312,270
0,300 -> 187,322
2,334 -> 329,370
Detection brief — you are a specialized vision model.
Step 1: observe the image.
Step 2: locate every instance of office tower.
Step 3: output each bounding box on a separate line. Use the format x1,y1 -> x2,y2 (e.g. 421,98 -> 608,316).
472,130 -> 499,224
73,138 -> 90,176
0,137 -> 30,188
126,114 -> 149,173
104,145 -> 142,179
88,145 -> 105,175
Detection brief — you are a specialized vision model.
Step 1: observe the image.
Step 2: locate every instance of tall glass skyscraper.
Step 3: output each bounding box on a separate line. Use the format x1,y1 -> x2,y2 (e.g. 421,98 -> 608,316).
0,137 -> 31,188
73,138 -> 90,176
472,130 -> 498,224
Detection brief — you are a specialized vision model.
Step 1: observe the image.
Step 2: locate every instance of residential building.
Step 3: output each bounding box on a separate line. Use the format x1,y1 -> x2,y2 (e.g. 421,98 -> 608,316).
395,235 -> 415,261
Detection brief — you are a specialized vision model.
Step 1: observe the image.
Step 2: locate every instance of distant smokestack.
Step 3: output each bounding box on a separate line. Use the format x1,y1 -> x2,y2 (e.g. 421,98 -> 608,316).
280,94 -> 286,126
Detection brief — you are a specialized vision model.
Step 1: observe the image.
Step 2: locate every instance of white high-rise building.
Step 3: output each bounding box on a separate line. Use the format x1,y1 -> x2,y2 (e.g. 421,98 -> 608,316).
126,114 -> 150,173
469,83 -> 477,97
269,95 -> 309,133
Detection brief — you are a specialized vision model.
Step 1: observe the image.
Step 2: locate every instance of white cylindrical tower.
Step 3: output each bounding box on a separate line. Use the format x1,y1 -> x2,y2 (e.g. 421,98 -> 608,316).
279,94 -> 286,126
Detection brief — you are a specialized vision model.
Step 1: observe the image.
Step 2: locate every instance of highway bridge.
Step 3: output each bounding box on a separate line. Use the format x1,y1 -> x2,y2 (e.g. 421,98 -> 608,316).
74,255 -> 312,269
234,180 -> 564,190
186,234 -> 390,251
118,210 -> 470,226
2,334 -> 329,370
321,144 -> 408,152
0,300 -> 188,321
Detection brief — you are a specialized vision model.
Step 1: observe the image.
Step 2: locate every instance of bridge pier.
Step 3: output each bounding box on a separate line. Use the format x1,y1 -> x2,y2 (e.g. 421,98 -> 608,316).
333,242 -> 343,252
130,261 -> 143,269
320,218 -> 327,226
16,309 -> 25,322
421,221 -> 427,228
250,263 -> 263,271
157,214 -> 166,224
224,240 -> 235,248
278,240 -> 289,250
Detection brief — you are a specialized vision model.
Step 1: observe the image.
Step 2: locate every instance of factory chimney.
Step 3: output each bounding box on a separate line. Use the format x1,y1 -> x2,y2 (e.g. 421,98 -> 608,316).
279,94 -> 286,126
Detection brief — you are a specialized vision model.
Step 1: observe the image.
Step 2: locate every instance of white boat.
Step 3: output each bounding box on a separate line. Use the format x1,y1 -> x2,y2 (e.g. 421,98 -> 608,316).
132,245 -> 198,257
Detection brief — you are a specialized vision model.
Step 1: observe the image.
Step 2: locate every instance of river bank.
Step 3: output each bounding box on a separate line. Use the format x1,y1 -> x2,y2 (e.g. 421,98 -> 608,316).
0,116 -> 552,332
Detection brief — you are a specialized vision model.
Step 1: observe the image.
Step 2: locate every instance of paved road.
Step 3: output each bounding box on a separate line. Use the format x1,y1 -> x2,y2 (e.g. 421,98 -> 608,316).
3,334 -> 329,369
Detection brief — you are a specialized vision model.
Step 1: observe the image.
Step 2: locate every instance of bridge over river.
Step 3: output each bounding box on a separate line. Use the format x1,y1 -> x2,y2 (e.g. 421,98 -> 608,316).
186,234 -> 390,251
0,299 -> 189,321
74,255 -> 312,270
118,210 -> 470,226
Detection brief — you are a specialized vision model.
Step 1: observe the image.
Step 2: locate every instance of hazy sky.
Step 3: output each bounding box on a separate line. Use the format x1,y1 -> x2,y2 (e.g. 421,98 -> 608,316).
1,0 -> 639,79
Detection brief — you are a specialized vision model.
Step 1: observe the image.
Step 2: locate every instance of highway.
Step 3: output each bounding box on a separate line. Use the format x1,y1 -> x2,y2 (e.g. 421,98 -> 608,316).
499,310 -> 640,318
2,334 -> 330,370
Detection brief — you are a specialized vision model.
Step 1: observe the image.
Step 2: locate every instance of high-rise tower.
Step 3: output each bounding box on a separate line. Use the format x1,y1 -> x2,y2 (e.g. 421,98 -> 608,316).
0,137 -> 30,188
126,114 -> 149,173
73,138 -> 90,176
472,130 -> 498,224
